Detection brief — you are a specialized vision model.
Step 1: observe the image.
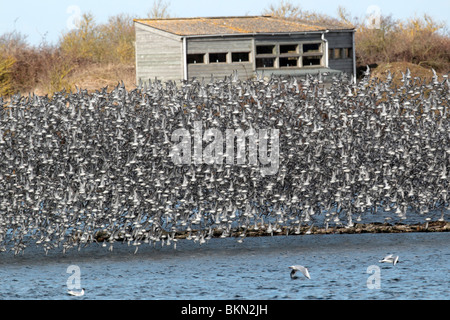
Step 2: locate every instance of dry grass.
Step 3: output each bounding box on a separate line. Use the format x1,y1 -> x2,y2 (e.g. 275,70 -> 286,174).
66,63 -> 136,92
20,62 -> 135,96
371,61 -> 448,84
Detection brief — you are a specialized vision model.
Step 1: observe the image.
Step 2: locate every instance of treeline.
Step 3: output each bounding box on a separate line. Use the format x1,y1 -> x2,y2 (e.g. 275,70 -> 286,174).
0,0 -> 449,96
264,1 -> 450,74
0,13 -> 135,96
352,13 -> 450,72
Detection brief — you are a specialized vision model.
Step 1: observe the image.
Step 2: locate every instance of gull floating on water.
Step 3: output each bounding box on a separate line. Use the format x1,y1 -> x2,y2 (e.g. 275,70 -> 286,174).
379,254 -> 399,265
289,265 -> 311,279
67,288 -> 85,297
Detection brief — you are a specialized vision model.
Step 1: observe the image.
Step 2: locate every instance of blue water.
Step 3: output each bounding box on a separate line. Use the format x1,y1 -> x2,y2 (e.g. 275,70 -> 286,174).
0,232 -> 448,300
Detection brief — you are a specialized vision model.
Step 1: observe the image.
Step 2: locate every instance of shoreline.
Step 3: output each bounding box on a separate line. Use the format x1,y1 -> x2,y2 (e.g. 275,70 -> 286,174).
2,221 -> 448,255
144,220 -> 450,242
93,221 -> 450,243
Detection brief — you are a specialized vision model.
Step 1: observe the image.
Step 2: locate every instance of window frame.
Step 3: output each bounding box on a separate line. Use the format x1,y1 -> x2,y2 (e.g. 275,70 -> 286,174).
302,55 -> 323,68
328,47 -> 353,60
208,52 -> 228,64
255,44 -> 278,69
343,48 -> 352,59
256,44 -> 277,55
279,44 -> 299,55
231,52 -> 251,63
187,51 -> 254,65
187,53 -> 206,65
279,56 -> 300,68
255,41 -> 325,69
302,43 -> 322,55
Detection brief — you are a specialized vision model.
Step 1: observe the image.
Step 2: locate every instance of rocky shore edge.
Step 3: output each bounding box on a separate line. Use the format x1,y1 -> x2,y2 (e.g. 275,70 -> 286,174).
201,220 -> 450,238
93,221 -> 449,243
266,220 -> 450,236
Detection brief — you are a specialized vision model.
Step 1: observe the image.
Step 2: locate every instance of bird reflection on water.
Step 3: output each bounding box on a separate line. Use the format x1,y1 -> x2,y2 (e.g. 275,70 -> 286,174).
0,68 -> 448,255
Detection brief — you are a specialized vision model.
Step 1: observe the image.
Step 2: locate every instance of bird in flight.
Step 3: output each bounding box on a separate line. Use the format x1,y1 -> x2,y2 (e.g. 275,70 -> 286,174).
289,265 -> 311,279
379,254 -> 399,265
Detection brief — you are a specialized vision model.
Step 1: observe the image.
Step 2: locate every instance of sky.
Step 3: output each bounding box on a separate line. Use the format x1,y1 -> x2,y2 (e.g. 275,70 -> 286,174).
0,0 -> 449,46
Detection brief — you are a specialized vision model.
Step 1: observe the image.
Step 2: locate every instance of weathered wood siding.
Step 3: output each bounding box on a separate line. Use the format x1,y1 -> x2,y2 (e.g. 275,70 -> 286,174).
187,38 -> 253,54
135,23 -> 183,83
134,25 -> 356,83
254,33 -> 322,43
325,31 -> 354,75
188,62 -> 254,81
187,38 -> 254,80
328,58 -> 354,75
325,31 -> 353,48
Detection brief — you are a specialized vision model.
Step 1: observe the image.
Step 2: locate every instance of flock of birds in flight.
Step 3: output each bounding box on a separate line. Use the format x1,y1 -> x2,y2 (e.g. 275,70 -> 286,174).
0,67 -> 448,256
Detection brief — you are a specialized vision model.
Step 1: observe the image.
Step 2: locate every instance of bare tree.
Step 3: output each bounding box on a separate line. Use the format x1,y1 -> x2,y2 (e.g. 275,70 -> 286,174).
337,6 -> 356,26
263,0 -> 347,26
147,0 -> 172,19
262,0 -> 302,19
0,30 -> 29,55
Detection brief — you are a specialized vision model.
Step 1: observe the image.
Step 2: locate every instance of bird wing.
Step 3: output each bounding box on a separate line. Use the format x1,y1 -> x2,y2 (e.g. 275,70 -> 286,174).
386,70 -> 392,81
393,256 -> 399,265
406,68 -> 411,77
379,254 -> 392,262
301,267 -> 311,279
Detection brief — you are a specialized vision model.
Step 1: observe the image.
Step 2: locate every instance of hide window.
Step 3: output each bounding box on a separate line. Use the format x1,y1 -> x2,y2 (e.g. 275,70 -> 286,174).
303,43 -> 321,53
256,45 -> 276,55
330,48 -> 352,59
256,44 -> 276,68
256,58 -> 275,68
302,43 -> 323,67
280,44 -> 298,54
302,56 -> 322,67
343,48 -> 352,59
209,53 -> 227,63
279,44 -> 299,68
255,42 -> 324,69
187,54 -> 205,64
279,57 -> 298,67
333,48 -> 342,59
232,52 -> 250,62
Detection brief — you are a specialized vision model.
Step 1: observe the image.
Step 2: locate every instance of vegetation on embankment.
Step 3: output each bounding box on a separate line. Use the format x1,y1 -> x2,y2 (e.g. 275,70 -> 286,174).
0,0 -> 449,97
0,13 -> 135,97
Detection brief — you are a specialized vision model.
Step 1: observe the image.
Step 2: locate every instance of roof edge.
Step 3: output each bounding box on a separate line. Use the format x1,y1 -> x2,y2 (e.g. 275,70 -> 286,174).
133,15 -> 271,22
133,15 -> 355,37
